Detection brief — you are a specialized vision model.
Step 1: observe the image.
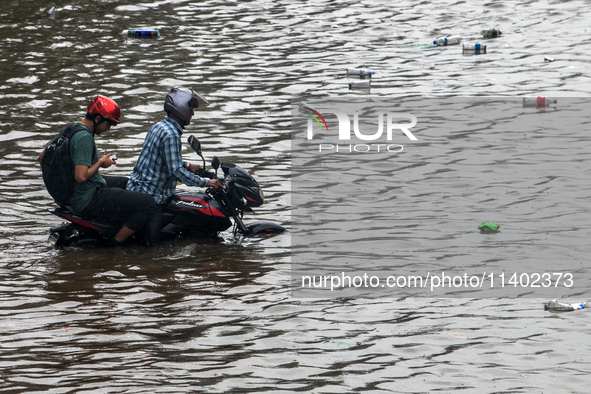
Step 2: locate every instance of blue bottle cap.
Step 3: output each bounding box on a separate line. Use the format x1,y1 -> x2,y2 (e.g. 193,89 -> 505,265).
433,40 -> 437,45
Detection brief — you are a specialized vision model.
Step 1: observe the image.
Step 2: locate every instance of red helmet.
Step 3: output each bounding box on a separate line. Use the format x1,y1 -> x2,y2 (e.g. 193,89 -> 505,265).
87,95 -> 121,124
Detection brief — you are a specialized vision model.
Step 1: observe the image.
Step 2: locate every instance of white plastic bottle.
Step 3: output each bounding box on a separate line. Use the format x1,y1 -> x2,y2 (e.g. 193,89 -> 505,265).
481,28 -> 502,38
522,96 -> 557,108
433,36 -> 462,46
544,299 -> 588,311
298,102 -> 315,115
347,68 -> 374,79
47,6 -> 56,19
462,42 -> 487,54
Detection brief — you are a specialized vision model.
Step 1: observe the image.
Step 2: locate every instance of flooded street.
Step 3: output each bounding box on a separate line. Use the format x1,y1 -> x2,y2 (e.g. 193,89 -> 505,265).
1,0 -> 591,392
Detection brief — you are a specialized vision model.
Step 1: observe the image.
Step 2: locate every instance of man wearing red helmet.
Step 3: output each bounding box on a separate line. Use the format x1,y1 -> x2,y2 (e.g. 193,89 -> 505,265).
39,95 -> 160,246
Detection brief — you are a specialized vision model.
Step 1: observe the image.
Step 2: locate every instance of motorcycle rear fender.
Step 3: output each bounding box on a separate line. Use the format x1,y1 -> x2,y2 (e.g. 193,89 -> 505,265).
50,207 -> 121,237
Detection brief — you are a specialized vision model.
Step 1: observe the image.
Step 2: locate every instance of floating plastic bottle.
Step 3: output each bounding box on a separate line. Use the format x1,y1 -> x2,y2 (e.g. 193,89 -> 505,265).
522,96 -> 557,108
347,68 -> 374,79
47,6 -> 56,19
463,42 -> 487,54
544,299 -> 588,311
298,102 -> 316,115
123,30 -> 160,38
481,28 -> 502,38
433,36 -> 462,46
349,80 -> 371,90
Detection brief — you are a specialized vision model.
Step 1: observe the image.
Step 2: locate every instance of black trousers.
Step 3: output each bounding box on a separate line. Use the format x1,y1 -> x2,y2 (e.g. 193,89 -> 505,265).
81,176 -> 161,246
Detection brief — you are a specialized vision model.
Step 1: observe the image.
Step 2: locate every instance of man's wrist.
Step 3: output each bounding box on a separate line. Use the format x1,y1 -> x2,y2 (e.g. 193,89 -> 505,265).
183,161 -> 190,170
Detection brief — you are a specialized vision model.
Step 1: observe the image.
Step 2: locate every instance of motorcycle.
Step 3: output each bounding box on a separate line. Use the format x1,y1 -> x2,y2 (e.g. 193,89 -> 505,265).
47,136 -> 285,248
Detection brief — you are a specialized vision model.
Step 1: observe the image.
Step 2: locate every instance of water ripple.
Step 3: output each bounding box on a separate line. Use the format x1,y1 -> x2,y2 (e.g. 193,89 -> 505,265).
1,0 -> 591,392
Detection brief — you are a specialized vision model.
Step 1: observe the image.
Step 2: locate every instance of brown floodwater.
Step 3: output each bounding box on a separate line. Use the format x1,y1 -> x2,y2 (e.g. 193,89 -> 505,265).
1,0 -> 591,392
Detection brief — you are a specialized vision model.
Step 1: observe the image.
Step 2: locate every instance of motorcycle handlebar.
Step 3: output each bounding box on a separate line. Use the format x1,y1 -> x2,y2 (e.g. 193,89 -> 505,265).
196,168 -> 216,179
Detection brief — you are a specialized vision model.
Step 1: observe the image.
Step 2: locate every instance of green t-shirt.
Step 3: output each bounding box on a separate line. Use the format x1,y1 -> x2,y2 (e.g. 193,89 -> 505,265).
51,123 -> 106,212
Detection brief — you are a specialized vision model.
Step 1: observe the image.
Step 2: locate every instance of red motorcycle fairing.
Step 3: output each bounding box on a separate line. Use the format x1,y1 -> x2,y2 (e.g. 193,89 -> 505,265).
52,206 -> 121,236
171,196 -> 226,217
163,191 -> 232,234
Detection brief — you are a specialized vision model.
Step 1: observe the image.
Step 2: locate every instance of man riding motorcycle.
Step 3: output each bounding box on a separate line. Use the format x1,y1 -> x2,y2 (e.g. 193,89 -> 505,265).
126,87 -> 224,203
45,90 -> 284,248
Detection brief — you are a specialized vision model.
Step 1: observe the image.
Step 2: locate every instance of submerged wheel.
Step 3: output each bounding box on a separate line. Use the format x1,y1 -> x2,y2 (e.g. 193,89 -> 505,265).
62,236 -> 104,248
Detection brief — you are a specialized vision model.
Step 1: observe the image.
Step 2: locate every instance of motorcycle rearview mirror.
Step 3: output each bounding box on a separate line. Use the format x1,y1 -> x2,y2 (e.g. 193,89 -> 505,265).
187,135 -> 205,168
211,156 -> 220,177
188,135 -> 201,155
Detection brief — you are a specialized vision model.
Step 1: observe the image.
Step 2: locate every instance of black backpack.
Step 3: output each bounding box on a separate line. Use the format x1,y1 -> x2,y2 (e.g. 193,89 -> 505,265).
41,123 -> 92,204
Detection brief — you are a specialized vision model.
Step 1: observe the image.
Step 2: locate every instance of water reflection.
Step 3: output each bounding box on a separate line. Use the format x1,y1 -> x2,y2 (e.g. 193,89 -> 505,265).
42,238 -> 275,303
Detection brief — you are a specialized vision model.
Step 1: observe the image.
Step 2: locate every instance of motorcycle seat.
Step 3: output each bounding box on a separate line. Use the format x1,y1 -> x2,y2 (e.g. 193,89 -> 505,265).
65,205 -> 83,217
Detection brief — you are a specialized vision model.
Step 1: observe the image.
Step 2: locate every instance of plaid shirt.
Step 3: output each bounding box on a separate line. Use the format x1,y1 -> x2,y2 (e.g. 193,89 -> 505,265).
127,117 -> 207,204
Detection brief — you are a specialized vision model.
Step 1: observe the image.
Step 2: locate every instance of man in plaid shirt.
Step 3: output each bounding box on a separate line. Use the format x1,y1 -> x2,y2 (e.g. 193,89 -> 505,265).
127,88 -> 223,223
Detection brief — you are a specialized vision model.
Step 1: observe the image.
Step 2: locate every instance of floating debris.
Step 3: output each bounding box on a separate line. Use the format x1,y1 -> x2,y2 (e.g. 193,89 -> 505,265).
523,96 -> 557,108
47,6 -> 56,19
349,80 -> 371,90
346,68 -> 374,79
449,332 -> 468,339
298,102 -> 316,115
481,28 -> 502,38
478,222 -> 500,233
463,42 -> 487,55
433,36 -> 462,46
544,299 -> 588,311
544,56 -> 554,62
123,30 -> 160,38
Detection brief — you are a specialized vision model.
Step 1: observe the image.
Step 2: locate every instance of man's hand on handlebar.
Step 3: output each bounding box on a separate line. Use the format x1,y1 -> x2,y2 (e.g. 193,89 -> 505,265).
206,179 -> 225,190
186,162 -> 219,183
187,163 -> 201,173
195,167 -> 216,179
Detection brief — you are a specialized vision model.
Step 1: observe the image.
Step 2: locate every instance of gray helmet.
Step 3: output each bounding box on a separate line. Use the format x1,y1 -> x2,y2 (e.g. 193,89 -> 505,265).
164,87 -> 209,127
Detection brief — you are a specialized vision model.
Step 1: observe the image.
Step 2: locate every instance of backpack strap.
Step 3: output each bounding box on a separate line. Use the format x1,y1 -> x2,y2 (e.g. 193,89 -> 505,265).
62,123 -> 88,139
62,123 -> 98,162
